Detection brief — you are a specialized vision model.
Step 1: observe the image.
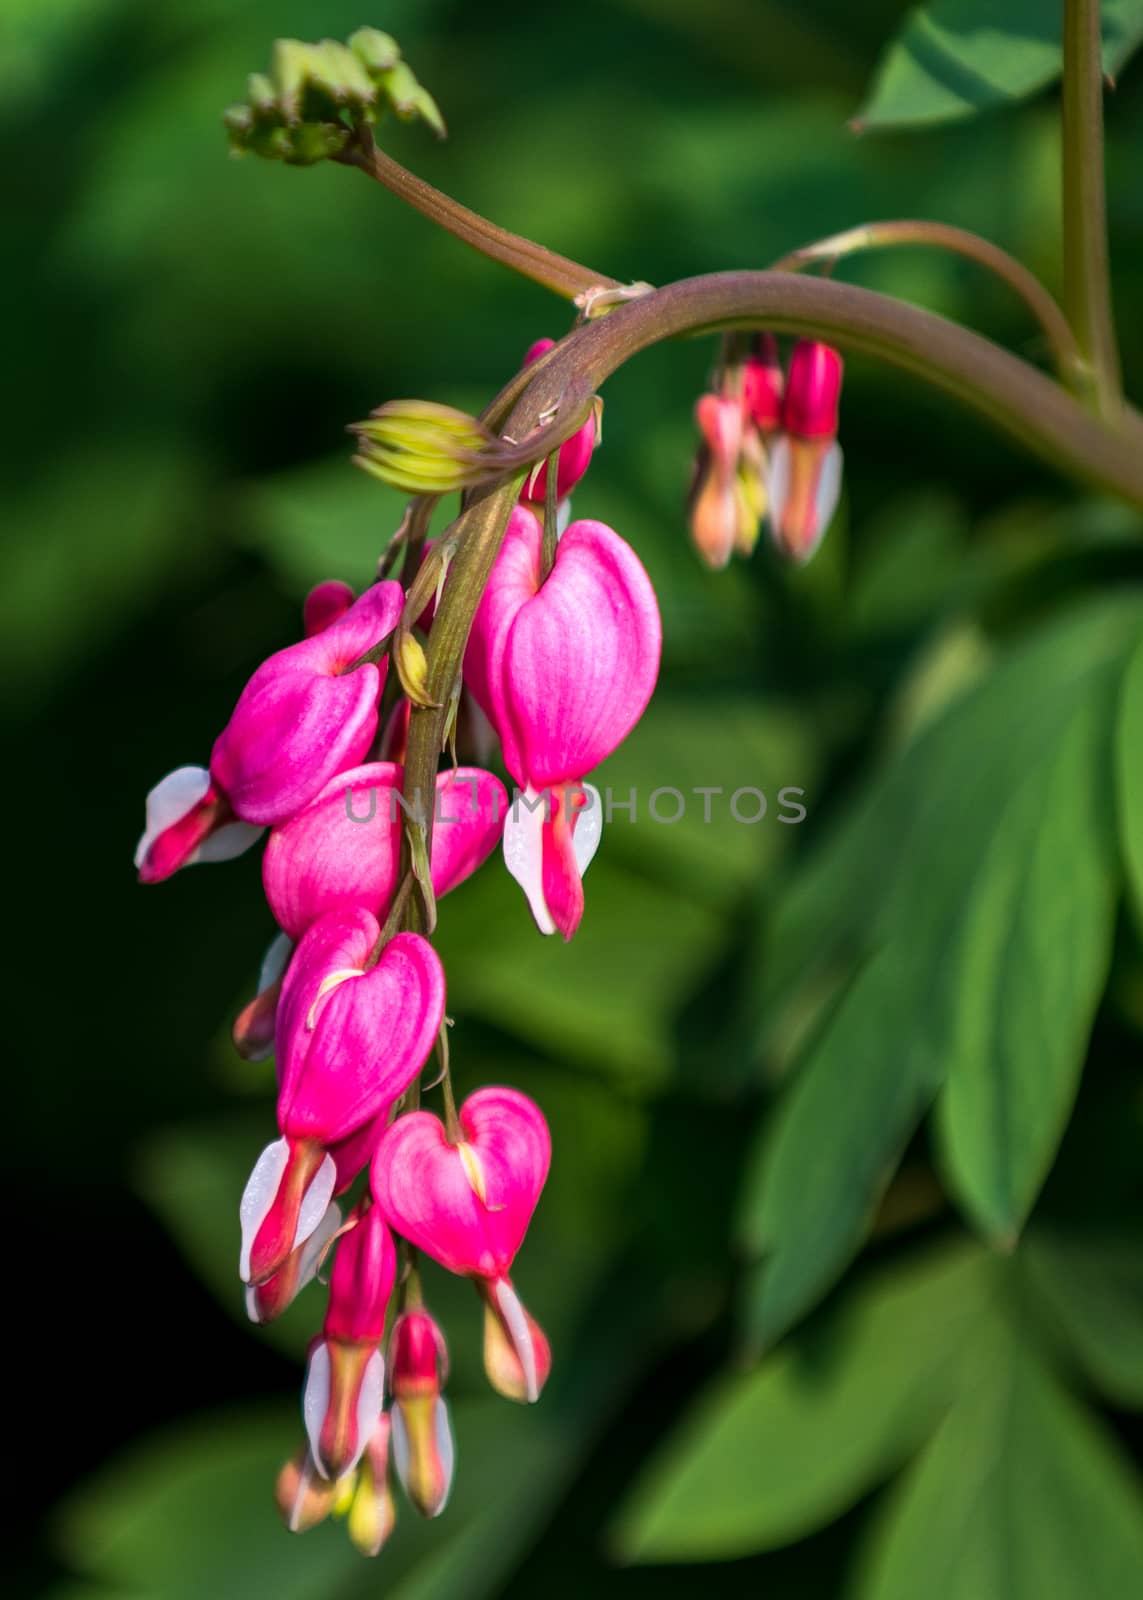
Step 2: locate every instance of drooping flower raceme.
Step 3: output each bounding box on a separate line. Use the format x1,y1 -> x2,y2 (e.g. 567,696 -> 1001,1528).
134,319 -> 667,1560
465,506 -> 662,939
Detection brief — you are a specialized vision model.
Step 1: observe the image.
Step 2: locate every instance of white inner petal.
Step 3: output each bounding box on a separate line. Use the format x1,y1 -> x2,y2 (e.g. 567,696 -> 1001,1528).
812,443 -> 844,552
496,1278 -> 539,1403
195,819 -> 265,865
293,1154 -> 337,1255
238,1137 -> 290,1282
502,786 -> 556,937
302,1341 -> 332,1476
352,1351 -> 386,1475
257,930 -> 294,994
134,764 -> 210,868
432,1396 -> 455,1514
572,783 -> 603,878
296,1201 -> 342,1292
766,435 -> 791,539
390,1404 -> 411,1494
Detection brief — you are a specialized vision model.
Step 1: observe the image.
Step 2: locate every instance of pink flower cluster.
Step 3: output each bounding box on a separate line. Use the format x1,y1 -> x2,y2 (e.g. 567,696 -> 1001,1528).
135,338 -> 661,1555
689,335 -> 845,568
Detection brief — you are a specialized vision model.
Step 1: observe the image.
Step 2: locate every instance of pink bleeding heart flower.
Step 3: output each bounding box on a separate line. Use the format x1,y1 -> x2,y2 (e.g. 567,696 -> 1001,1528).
136,582 -> 403,881
239,910 -> 444,1286
211,581 -> 403,825
519,338 -> 597,506
134,766 -> 264,885
304,579 -> 356,637
372,1087 -> 552,1402
262,762 -> 507,939
768,339 -> 844,564
389,1309 -> 454,1517
303,1205 -> 396,1479
465,508 -> 660,938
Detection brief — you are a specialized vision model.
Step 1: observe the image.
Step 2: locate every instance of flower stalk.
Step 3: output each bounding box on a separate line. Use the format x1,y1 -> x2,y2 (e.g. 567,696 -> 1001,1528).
771,220 -> 1084,389
1062,0 -> 1123,418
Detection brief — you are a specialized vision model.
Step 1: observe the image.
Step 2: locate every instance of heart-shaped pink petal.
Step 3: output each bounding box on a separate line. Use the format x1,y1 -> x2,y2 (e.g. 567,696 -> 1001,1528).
465,515 -> 660,789
371,1087 -> 550,1279
211,582 -> 403,825
276,910 -> 445,1145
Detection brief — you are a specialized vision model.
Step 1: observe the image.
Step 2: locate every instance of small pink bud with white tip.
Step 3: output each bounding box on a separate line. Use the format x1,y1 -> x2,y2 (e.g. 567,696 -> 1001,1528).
768,340 -> 844,564
389,1308 -> 454,1517
302,1205 -> 396,1480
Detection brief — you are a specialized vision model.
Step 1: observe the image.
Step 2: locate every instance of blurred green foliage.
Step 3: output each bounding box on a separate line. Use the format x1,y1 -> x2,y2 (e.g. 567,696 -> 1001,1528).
7,1 -> 1143,1597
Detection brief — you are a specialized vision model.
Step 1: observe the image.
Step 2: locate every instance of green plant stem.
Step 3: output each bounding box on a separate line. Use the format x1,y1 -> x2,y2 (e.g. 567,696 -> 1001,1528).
772,221 -> 1084,387
486,274 -> 1143,508
1062,0 -> 1122,418
343,134 -> 619,301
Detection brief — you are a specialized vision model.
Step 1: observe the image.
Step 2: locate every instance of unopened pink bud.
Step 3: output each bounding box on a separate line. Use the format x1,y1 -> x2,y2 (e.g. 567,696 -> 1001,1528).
324,1206 -> 397,1345
783,340 -> 843,439
742,334 -> 784,433
391,1309 -> 448,1398
479,1276 -> 551,1404
276,1447 -> 338,1534
304,580 -> 355,637
389,1310 -> 454,1517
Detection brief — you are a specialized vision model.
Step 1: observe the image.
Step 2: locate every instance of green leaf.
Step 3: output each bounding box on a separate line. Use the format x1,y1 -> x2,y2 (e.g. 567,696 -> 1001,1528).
1117,640 -> 1143,931
1023,1228 -> 1143,1407
934,681 -> 1119,1241
739,946 -> 945,1349
849,1321 -> 1143,1600
742,597 -> 1141,1340
613,1243 -> 990,1563
857,0 -> 1143,131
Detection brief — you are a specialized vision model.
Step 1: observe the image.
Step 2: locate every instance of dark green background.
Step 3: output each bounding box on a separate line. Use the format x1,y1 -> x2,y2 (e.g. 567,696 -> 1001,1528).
6,1 -> 1143,1595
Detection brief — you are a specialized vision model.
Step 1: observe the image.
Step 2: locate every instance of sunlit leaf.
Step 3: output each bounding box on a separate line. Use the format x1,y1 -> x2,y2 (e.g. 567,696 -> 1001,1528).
857,0 -> 1143,131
